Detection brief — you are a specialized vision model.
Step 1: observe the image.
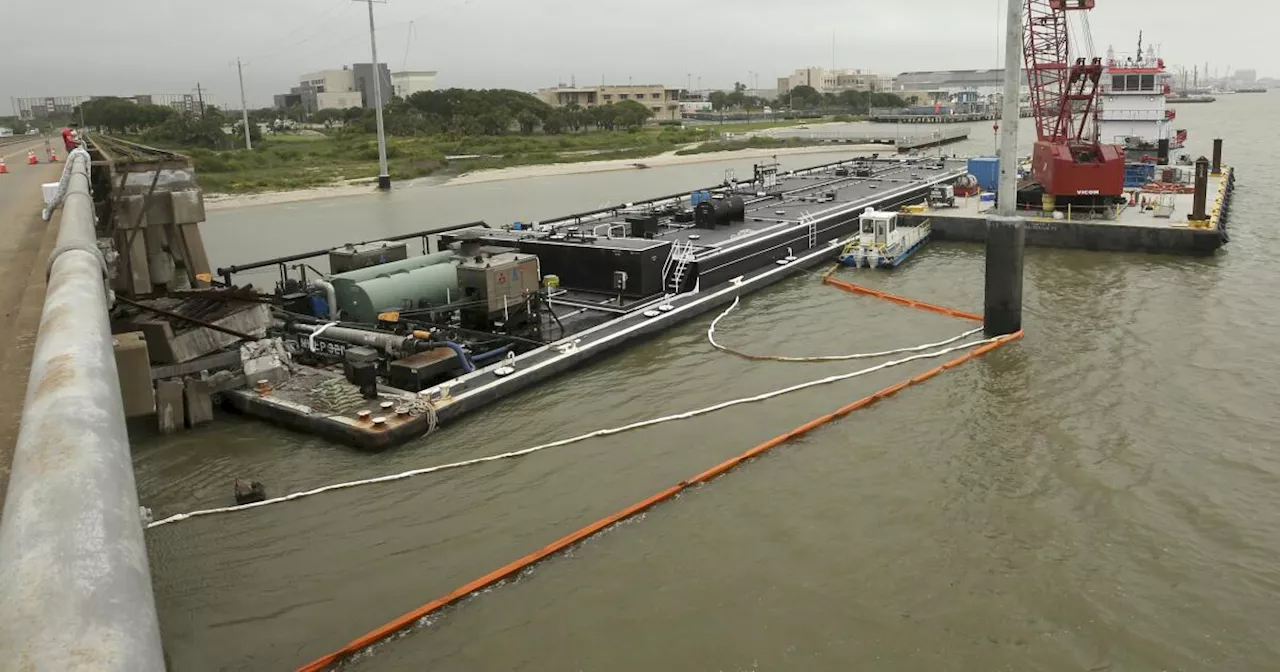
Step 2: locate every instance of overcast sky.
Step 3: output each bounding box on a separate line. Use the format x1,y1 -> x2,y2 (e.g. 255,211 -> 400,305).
4,0 -> 1272,110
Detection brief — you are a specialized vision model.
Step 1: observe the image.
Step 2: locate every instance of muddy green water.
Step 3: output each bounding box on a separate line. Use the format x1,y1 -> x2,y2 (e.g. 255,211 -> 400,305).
136,94 -> 1280,670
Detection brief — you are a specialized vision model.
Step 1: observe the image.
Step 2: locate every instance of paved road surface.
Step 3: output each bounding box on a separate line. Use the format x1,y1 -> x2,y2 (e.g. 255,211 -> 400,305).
0,135 -> 65,510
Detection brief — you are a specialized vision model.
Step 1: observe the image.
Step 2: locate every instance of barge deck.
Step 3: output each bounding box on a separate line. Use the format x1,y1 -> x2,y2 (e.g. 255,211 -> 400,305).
224,157 -> 967,450
911,166 -> 1235,254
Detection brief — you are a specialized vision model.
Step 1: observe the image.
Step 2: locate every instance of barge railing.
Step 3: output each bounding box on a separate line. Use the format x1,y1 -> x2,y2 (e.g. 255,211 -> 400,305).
0,148 -> 166,670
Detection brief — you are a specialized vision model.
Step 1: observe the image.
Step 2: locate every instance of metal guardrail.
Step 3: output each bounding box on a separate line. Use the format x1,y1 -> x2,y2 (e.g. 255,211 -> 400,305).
0,134 -> 42,148
0,149 -> 165,670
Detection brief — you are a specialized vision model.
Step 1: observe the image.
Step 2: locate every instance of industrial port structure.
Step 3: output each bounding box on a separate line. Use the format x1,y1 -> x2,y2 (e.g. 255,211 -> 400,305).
0,0 -> 1242,669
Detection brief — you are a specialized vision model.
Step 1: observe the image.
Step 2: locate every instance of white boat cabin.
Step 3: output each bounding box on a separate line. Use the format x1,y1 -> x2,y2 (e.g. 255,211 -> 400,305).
856,209 -> 900,248
841,208 -> 930,268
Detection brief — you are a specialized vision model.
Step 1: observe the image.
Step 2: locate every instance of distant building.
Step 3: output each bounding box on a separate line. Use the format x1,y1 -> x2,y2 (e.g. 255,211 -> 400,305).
273,93 -> 303,110
290,68 -> 363,112
391,71 -> 438,99
14,94 -> 213,120
892,69 -> 1028,98
279,63 -> 409,112
352,63 -> 392,109
778,67 -> 891,95
1233,69 -> 1257,84
536,84 -> 682,122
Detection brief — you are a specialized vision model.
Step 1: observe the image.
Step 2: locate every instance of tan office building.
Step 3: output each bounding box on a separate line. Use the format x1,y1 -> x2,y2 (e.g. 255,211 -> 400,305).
536,84 -> 682,122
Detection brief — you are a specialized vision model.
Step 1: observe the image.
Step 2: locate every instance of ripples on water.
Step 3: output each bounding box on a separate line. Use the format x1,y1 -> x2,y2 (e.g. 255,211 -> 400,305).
136,96 -> 1280,670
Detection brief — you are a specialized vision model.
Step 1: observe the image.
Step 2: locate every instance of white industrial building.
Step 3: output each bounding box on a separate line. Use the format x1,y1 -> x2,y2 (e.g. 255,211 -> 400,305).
391,71 -> 438,99
294,68 -> 363,111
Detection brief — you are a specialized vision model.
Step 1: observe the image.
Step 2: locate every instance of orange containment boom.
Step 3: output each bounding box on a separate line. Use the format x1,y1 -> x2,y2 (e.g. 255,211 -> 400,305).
822,275 -> 983,322
295,330 -> 1024,671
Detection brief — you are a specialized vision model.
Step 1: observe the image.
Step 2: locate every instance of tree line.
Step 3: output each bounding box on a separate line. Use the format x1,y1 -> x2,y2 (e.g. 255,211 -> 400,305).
324,88 -> 656,137
774,86 -> 909,113
72,97 -> 258,149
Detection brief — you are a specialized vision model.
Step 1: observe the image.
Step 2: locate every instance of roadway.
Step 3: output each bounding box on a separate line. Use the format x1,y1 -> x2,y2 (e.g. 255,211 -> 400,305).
0,134 -> 66,510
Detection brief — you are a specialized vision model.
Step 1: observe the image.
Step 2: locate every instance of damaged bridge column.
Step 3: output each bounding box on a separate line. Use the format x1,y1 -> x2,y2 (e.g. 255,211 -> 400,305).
115,171 -> 212,296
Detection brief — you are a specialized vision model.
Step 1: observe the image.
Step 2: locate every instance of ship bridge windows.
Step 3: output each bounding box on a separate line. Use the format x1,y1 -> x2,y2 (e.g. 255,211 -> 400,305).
1113,74 -> 1158,92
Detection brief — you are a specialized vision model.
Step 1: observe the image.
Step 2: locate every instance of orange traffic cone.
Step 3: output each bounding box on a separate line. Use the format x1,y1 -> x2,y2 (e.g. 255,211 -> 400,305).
0,157 -> 8,174
27,150 -> 38,165
49,147 -> 59,162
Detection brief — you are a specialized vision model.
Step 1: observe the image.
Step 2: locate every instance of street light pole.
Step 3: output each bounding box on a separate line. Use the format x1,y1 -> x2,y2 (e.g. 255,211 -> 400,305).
359,0 -> 391,190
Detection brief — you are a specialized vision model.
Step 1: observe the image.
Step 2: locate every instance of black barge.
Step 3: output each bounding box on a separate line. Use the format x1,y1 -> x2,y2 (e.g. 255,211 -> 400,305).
219,157 -> 967,450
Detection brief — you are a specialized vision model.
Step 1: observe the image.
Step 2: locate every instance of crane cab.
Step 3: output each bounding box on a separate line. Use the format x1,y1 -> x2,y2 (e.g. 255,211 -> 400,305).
1050,0 -> 1095,9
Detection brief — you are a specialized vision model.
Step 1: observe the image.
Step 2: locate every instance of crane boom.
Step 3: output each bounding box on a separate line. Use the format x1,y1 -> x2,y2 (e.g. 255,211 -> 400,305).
1022,0 -> 1125,200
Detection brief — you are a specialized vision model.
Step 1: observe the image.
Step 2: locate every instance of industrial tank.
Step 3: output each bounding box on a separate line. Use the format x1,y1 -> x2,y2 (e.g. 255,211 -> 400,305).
331,250 -> 455,283
330,252 -> 460,322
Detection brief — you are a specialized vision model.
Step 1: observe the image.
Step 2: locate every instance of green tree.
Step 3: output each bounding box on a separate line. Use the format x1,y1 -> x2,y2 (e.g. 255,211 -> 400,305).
311,108 -> 344,128
517,110 -> 540,135
612,100 -> 653,129
589,104 -> 619,130
788,85 -> 821,110
144,112 -> 231,149
708,91 -> 729,111
543,109 -> 567,134
232,119 -> 262,145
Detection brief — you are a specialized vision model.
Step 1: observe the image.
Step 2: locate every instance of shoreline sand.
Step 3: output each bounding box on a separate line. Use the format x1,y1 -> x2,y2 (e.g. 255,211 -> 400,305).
203,143 -> 883,212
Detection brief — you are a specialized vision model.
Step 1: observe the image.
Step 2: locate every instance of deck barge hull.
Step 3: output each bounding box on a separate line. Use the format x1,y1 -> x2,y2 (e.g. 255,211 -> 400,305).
224,157 -> 967,450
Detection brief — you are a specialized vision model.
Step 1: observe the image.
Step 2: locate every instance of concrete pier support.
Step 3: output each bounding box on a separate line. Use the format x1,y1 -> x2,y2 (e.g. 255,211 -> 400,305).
984,215 -> 1025,337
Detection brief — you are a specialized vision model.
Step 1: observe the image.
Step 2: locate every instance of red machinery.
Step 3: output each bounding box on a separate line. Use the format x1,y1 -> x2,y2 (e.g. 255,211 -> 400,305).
1023,0 -> 1124,200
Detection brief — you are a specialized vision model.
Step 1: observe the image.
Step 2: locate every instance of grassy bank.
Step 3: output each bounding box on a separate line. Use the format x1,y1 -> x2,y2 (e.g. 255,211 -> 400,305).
142,117 -> 837,194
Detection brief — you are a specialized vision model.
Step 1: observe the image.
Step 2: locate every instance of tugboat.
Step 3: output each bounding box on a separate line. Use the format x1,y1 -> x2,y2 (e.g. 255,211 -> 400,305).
838,209 -> 930,269
1099,34 -> 1188,164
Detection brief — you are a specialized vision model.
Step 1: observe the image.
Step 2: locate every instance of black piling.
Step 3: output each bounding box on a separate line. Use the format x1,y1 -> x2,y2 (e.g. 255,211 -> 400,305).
1212,138 -> 1224,175
1190,157 -> 1211,221
983,215 -> 1025,337
1157,138 -> 1170,166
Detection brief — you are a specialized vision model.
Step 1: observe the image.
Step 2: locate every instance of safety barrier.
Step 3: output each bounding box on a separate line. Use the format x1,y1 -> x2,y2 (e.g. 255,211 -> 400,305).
297,329 -> 1024,671
822,275 -> 983,322
0,149 -> 165,670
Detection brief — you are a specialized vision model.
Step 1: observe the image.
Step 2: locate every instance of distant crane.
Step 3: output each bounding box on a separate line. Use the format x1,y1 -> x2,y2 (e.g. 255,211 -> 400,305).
1022,0 -> 1124,206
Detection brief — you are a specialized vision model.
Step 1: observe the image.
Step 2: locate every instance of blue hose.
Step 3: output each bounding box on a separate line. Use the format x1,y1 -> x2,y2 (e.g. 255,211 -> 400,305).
441,341 -> 476,373
470,345 -> 513,365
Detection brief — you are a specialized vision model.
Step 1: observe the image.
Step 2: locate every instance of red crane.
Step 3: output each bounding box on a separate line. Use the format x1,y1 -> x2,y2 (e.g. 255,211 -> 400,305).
1023,0 -> 1125,202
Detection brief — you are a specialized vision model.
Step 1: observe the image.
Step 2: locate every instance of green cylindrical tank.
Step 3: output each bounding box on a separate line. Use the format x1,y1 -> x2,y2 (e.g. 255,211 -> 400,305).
330,250 -> 455,283
332,261 -> 459,323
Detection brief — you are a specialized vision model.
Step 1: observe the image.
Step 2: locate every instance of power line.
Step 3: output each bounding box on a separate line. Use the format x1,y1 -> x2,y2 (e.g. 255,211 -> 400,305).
250,0 -> 359,61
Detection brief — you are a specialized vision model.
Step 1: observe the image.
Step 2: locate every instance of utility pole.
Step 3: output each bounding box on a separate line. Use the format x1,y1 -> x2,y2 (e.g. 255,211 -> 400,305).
996,0 -> 1022,216
195,82 -> 206,118
358,0 -> 391,190
236,58 -> 252,150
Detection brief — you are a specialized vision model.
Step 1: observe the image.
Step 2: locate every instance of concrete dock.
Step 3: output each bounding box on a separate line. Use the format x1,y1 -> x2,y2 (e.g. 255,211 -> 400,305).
903,167 -> 1234,254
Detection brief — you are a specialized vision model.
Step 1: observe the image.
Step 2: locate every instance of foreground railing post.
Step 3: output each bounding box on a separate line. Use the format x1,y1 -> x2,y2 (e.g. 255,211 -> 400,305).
0,149 -> 165,670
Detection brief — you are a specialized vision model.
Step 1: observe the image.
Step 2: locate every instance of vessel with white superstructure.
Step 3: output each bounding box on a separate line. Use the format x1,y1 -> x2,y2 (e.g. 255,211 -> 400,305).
1098,34 -> 1187,165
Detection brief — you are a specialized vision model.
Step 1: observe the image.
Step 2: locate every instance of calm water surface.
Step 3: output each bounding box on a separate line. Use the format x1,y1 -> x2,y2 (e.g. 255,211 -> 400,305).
136,94 -> 1280,670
